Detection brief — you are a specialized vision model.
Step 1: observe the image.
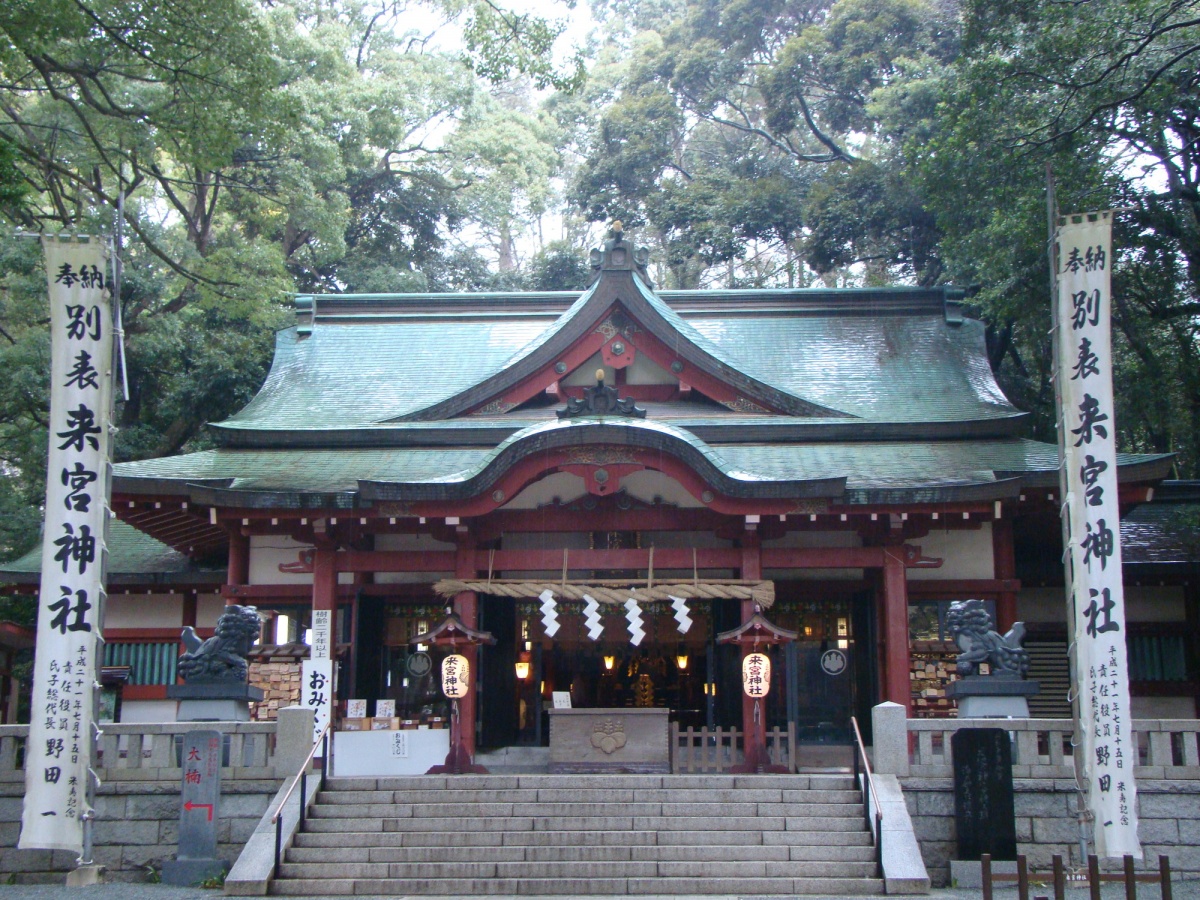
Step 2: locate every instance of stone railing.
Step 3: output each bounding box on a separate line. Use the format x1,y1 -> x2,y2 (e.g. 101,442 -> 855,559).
0,721 -> 279,784
889,712 -> 1200,780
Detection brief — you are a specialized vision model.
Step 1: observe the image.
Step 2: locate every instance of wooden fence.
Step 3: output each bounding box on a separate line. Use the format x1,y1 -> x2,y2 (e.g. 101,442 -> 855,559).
669,722 -> 797,773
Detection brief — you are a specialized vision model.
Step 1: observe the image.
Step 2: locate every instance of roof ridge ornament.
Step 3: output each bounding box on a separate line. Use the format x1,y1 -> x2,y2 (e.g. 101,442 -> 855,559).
557,368 -> 647,419
589,221 -> 652,287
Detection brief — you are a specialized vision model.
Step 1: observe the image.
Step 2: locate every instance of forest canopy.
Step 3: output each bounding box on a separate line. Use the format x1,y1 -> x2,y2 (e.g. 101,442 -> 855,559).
0,0 -> 1197,571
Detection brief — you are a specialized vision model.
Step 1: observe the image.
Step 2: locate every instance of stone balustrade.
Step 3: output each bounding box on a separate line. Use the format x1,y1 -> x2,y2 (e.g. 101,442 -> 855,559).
900,717 -> 1200,780
0,721 -> 279,784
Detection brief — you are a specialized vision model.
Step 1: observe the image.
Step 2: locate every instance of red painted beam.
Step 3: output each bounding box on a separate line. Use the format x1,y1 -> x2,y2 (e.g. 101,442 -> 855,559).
907,579 -> 1021,596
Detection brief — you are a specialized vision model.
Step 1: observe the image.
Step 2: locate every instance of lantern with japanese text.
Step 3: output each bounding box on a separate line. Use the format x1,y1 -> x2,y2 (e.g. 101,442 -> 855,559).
742,652 -> 771,698
441,653 -> 469,699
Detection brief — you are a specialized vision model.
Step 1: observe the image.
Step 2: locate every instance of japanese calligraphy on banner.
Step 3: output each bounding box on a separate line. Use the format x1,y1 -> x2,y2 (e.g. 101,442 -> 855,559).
1056,212 -> 1140,858
20,238 -> 113,853
742,652 -> 771,698
311,609 -> 332,661
301,658 -> 333,744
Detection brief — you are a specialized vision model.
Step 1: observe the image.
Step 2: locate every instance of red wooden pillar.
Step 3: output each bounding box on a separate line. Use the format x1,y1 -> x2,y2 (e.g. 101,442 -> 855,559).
993,519 -> 1018,632
312,548 -> 337,617
881,547 -> 912,712
225,529 -> 250,606
452,535 -> 479,763
739,529 -> 767,769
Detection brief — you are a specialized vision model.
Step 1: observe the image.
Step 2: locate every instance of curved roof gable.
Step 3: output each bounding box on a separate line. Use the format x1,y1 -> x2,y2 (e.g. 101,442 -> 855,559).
209,237 -> 1022,445
393,235 -> 850,422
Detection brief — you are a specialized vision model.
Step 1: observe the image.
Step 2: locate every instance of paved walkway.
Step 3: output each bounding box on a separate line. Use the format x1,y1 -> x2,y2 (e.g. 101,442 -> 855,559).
0,883 -> 1194,900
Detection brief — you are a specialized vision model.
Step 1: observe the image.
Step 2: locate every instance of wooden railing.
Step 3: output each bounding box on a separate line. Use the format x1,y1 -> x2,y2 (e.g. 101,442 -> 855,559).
0,722 -> 278,783
907,718 -> 1200,779
669,722 -> 797,773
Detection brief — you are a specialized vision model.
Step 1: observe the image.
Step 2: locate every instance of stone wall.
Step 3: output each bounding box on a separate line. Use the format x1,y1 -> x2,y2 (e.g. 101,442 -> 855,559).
901,776 -> 1200,887
0,778 -> 279,883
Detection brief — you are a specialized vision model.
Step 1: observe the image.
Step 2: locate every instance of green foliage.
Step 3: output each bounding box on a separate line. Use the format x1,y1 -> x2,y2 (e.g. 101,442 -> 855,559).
463,2 -> 587,92
528,241 -> 593,290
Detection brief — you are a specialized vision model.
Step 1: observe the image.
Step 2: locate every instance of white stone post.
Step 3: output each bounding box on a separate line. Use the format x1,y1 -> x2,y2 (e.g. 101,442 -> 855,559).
872,701 -> 910,776
274,706 -> 317,777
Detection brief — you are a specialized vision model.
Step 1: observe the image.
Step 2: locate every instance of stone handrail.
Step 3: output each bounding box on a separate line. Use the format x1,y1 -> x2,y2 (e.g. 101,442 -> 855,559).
0,721 -> 278,783
903,717 -> 1200,779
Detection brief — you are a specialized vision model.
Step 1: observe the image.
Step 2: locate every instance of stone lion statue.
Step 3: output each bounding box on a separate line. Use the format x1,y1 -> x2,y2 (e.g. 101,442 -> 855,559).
945,599 -> 1029,679
178,604 -> 261,684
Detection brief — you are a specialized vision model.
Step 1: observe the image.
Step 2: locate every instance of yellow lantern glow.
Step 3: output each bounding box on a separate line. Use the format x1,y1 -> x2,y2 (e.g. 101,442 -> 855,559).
514,660 -> 531,680
441,653 -> 469,699
676,654 -> 689,671
742,652 -> 771,698
603,655 -> 616,671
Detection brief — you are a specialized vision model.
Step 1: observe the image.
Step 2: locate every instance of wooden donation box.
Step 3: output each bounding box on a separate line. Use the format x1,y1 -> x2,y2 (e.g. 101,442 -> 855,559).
548,708 -> 670,774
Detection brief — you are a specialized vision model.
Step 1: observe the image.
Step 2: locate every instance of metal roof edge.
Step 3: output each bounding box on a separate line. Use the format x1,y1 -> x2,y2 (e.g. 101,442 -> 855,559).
293,285 -> 964,319
359,419 -> 849,504
205,414 -> 1030,451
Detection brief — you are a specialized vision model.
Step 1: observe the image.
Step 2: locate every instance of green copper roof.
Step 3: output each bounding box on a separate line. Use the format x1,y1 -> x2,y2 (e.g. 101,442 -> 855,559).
213,278 -> 1019,440
0,520 -> 223,584
112,437 -> 1172,500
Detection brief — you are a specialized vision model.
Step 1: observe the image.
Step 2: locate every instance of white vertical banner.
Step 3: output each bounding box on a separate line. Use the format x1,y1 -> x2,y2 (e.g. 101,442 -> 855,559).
311,609 -> 332,661
301,658 -> 334,743
20,238 -> 113,852
1056,212 -> 1141,858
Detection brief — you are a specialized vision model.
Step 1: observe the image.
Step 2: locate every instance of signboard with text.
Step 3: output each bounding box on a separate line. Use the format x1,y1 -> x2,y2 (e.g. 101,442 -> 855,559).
1056,211 -> 1140,858
20,238 -> 113,853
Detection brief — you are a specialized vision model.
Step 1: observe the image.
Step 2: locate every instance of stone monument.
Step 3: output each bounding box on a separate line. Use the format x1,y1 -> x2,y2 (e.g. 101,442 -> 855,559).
167,604 -> 265,721
162,729 -> 228,886
944,600 -> 1039,717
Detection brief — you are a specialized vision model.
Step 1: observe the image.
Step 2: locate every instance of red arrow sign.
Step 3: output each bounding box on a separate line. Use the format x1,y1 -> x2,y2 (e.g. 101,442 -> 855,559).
184,801 -> 214,821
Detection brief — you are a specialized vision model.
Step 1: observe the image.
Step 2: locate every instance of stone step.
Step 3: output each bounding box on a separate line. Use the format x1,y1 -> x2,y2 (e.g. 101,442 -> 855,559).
324,774 -> 857,792
292,826 -> 874,848
286,842 -> 877,864
315,787 -> 863,805
276,771 -> 881,898
302,813 -> 870,834
292,829 -> 674,848
277,858 -> 879,881
268,875 -> 884,896
307,800 -> 864,819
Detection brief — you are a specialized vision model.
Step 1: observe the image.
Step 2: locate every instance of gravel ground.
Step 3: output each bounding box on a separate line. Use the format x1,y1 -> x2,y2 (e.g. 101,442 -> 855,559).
0,884 -> 1196,900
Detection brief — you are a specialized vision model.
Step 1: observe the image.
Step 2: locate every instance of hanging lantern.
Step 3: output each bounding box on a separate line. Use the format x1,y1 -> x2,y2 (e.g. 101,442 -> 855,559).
442,653 -> 470,699
742,652 -> 771,698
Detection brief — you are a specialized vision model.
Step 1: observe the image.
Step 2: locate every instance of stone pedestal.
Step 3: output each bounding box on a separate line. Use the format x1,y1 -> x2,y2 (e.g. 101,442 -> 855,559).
948,676 -> 1039,719
548,708 -> 670,773
168,683 -> 264,722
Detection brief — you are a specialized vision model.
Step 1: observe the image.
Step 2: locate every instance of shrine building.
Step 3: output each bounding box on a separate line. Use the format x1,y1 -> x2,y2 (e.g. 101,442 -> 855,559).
1,231 -> 1191,766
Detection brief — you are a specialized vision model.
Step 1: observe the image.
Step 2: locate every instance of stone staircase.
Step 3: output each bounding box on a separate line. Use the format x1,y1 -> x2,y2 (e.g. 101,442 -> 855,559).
271,773 -> 885,896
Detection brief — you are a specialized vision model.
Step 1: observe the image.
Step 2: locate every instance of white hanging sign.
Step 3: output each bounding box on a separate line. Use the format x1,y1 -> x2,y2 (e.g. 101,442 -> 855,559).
21,238 -> 113,853
311,609 -> 332,661
301,658 -> 334,743
742,652 -> 771,698
1056,211 -> 1140,858
442,653 -> 469,699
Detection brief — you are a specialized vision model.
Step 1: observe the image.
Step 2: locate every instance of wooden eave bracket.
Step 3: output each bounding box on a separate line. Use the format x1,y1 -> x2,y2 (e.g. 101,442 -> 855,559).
411,612 -> 497,647
716,611 -> 798,646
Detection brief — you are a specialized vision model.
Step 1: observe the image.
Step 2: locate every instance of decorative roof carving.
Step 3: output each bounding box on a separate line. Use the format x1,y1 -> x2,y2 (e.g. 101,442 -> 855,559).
557,369 -> 647,419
